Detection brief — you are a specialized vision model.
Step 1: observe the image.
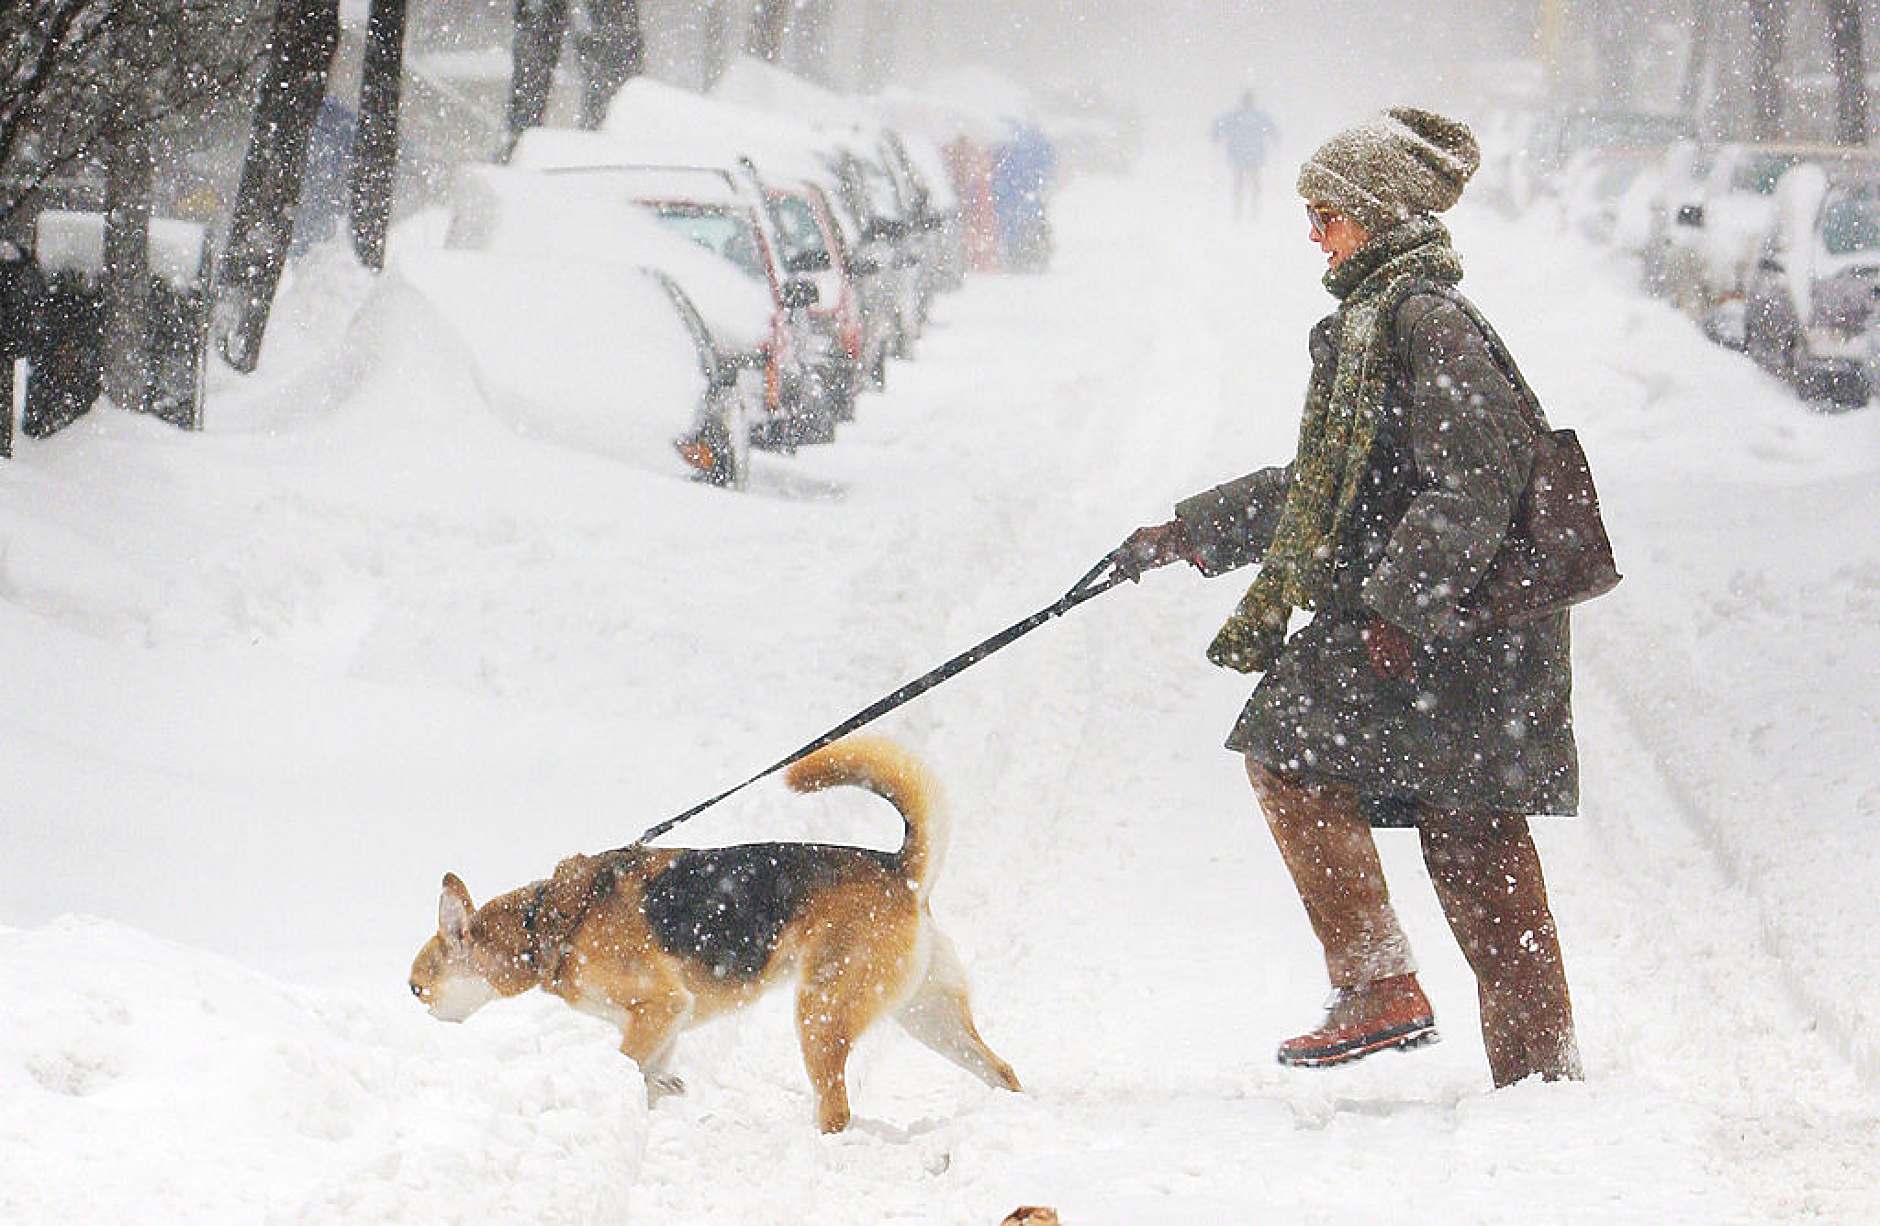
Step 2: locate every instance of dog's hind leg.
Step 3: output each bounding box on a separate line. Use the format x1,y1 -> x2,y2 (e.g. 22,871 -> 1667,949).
794,930 -> 911,1133
893,926 -> 1021,1093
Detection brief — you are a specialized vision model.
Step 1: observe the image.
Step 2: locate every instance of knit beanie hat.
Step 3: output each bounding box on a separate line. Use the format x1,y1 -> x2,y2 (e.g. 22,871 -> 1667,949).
1297,106 -> 1480,233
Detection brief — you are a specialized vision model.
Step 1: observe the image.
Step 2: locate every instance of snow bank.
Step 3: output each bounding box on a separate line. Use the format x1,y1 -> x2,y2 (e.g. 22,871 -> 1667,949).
0,917 -> 644,1220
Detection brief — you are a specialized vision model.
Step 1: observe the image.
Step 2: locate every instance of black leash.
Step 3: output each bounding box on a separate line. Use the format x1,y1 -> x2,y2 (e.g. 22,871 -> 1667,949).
627,557 -> 1129,847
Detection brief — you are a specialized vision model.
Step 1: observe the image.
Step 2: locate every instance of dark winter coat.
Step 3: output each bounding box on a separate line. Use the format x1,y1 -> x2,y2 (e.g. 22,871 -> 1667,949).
1175,286 -> 1579,819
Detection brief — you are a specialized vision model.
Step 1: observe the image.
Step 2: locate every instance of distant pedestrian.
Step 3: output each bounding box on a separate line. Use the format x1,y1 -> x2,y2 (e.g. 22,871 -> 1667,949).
991,120 -> 1056,273
1211,90 -> 1279,219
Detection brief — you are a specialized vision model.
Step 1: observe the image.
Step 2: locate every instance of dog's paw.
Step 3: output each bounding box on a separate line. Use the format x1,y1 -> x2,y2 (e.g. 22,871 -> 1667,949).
645,1071 -> 687,1101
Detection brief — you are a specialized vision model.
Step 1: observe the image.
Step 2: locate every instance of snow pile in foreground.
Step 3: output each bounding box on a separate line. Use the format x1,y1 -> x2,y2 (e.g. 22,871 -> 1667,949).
0,918 -> 644,1221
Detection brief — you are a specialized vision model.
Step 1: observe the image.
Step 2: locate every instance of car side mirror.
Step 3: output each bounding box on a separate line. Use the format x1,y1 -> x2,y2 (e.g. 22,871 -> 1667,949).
780,278 -> 819,309
1676,203 -> 1705,228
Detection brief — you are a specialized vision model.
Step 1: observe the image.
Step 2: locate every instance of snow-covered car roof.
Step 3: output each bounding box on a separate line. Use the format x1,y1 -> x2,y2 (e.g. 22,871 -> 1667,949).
597,77 -> 844,192
443,165 -> 773,353
710,56 -> 884,136
875,85 -> 1009,148
509,135 -> 753,208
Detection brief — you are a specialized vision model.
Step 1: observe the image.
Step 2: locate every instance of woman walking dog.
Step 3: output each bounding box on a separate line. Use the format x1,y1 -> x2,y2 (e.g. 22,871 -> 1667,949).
1117,107 -> 1582,1088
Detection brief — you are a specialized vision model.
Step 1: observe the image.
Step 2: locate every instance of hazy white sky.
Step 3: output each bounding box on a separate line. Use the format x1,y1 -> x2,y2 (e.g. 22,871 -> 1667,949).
897,0 -> 1538,136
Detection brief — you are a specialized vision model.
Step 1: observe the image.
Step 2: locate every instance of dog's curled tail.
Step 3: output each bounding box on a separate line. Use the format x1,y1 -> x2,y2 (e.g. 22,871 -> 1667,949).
785,736 -> 949,900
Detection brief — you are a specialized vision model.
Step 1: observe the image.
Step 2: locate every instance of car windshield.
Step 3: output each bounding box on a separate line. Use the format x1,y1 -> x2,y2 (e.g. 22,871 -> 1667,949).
1733,154 -> 1806,195
647,204 -> 767,281
1820,189 -> 1880,254
768,194 -> 827,265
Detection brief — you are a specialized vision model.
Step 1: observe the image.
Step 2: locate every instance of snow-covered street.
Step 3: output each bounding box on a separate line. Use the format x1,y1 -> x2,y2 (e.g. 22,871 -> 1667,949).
5,139 -> 1880,1221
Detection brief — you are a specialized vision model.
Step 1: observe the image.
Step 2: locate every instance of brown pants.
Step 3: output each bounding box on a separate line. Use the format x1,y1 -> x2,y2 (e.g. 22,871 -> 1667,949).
1247,759 -> 1582,1087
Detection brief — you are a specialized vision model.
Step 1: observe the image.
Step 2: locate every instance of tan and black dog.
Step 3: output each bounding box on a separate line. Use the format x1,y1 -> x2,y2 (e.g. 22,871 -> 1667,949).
408,736 -> 1020,1132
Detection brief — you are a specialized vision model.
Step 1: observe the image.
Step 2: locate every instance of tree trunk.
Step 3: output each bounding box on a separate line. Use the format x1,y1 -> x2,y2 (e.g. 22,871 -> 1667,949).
701,0 -> 733,88
747,0 -> 793,63
1825,0 -> 1868,145
855,0 -> 897,94
349,0 -> 407,270
791,0 -> 832,84
504,0 -> 570,157
101,3 -> 157,414
214,0 -> 339,373
1537,0 -> 1568,103
576,0 -> 643,130
1747,0 -> 1789,142
1678,0 -> 1713,119
1591,6 -> 1639,109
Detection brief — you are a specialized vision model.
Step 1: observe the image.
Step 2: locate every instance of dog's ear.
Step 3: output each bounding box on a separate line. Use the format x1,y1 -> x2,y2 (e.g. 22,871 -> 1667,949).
439,873 -> 475,950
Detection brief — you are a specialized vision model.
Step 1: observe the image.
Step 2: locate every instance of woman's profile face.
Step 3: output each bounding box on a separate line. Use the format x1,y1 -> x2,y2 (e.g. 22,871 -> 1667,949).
1306,202 -> 1371,268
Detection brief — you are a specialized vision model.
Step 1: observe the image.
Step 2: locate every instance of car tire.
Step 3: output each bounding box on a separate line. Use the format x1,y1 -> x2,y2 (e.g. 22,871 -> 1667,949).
827,363 -> 857,422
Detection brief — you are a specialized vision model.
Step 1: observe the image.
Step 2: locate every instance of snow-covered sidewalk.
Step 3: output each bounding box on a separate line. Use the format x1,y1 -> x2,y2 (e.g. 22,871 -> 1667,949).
4,147 -> 1878,1221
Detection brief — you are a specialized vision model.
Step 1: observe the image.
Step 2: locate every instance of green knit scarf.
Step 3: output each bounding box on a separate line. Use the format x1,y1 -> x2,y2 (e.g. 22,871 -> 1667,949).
1207,216 -> 1464,674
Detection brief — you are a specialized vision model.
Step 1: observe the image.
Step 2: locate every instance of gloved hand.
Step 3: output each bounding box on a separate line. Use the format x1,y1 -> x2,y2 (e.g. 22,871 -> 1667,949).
1111,519 -> 1194,581
1362,616 -> 1418,683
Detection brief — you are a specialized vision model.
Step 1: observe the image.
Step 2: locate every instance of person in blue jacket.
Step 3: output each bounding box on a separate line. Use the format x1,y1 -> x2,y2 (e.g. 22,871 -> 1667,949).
991,120 -> 1056,272
1212,90 -> 1280,219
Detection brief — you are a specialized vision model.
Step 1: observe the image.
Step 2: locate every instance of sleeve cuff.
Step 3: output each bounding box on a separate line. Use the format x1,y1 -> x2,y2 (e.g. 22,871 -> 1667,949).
1360,558 -> 1469,641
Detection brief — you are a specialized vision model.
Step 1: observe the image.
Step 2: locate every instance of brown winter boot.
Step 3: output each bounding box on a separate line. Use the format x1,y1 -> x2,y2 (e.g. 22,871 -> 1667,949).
1276,973 -> 1438,1068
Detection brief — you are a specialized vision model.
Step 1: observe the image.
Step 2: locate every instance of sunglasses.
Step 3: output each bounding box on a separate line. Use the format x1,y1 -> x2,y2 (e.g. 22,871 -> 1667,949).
1306,203 -> 1341,239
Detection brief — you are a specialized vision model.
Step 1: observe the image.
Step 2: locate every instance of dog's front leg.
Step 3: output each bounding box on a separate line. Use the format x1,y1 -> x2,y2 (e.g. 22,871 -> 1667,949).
613,994 -> 693,1102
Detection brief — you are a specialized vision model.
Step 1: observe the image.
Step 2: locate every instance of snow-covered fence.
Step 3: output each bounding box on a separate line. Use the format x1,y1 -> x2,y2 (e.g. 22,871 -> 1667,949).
22,209 -> 214,438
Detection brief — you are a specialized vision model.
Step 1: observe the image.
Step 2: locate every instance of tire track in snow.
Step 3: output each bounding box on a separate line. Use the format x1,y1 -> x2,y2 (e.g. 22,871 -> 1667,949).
1578,633 -> 1880,1092
1561,670 -> 1880,1215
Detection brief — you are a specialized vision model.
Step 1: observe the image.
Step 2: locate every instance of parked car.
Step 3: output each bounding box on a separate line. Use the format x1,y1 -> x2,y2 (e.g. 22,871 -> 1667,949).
759,173 -> 874,418
874,84 -> 1009,283
1635,140 -> 1717,295
511,134 -> 838,448
880,128 -> 961,320
585,78 -> 902,410
1658,142 -> 1876,319
1515,107 -> 1697,204
1558,147 -> 1659,244
617,165 -> 837,446
825,143 -> 927,361
396,248 -> 765,487
444,165 -> 778,483
1742,162 -> 1880,408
